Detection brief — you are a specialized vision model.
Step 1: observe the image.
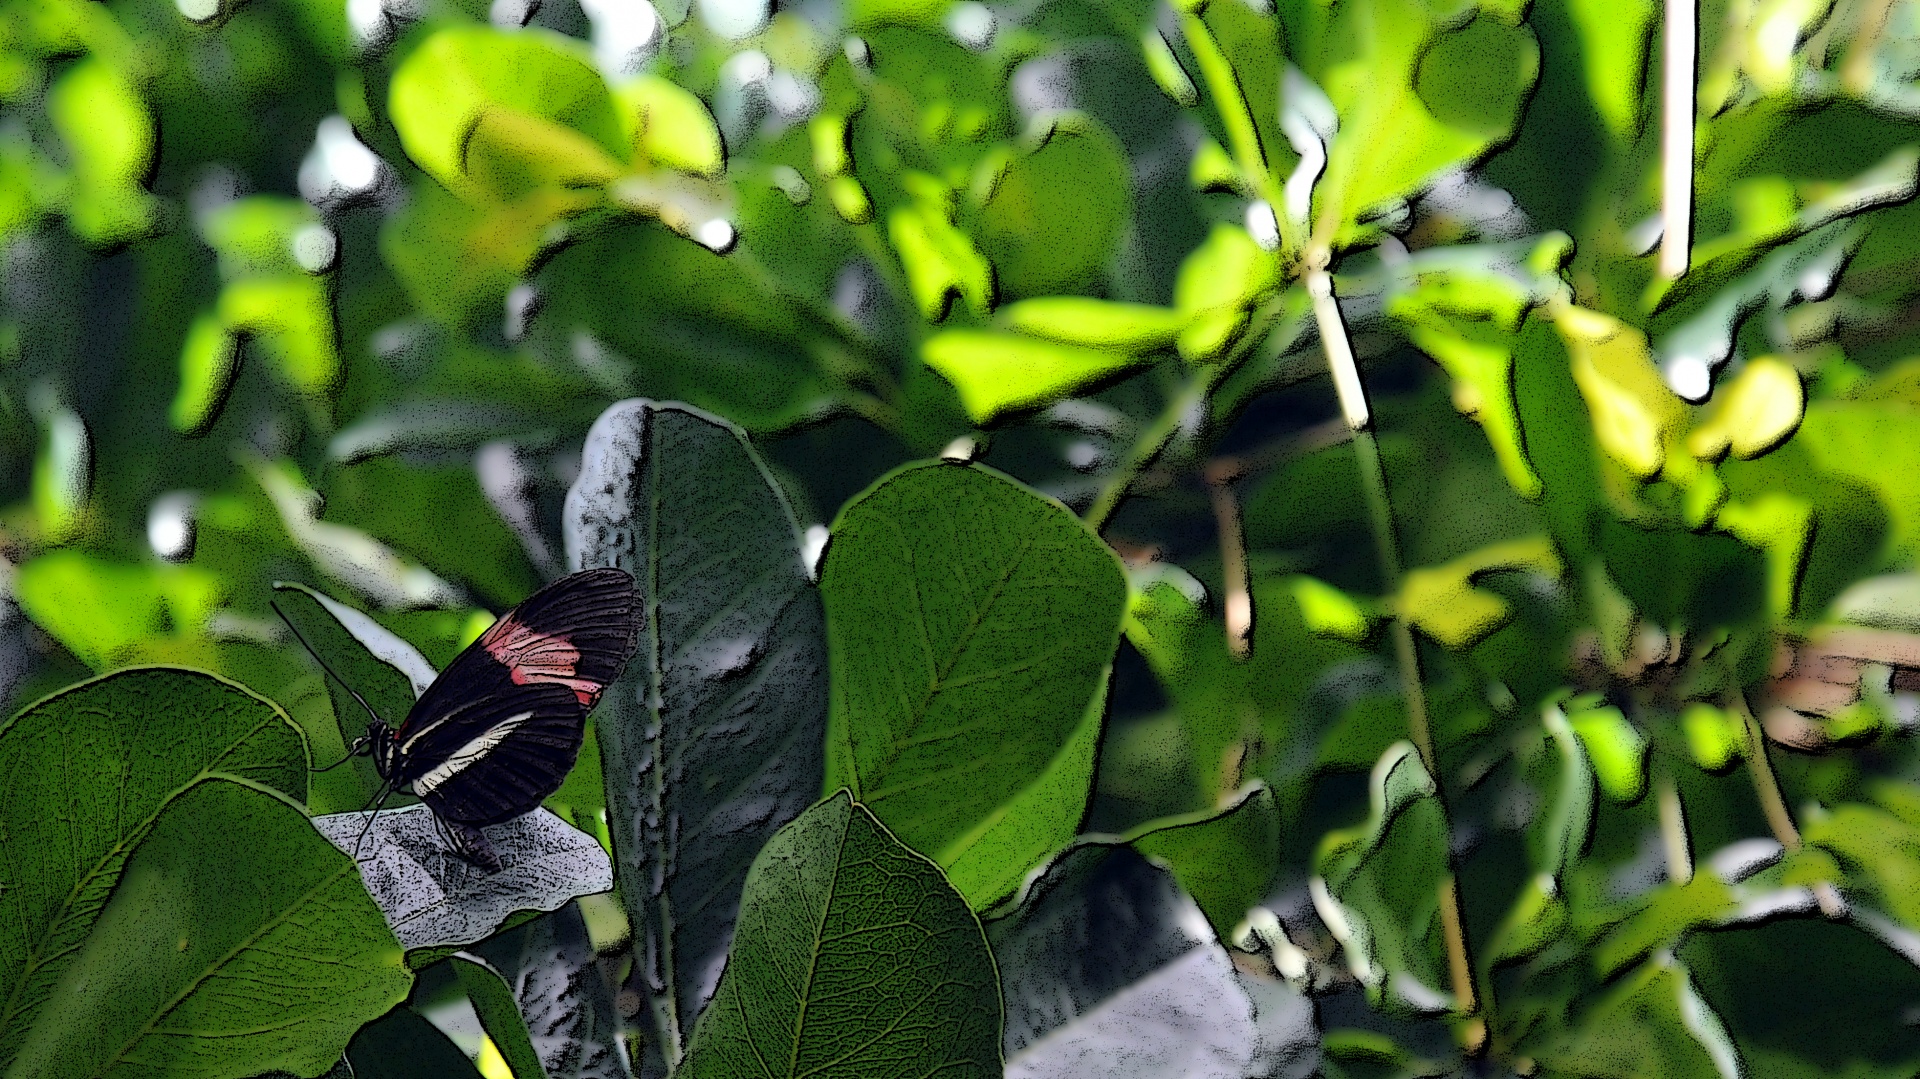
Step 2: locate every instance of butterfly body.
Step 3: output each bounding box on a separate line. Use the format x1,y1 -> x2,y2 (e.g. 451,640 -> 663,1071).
342,567 -> 640,872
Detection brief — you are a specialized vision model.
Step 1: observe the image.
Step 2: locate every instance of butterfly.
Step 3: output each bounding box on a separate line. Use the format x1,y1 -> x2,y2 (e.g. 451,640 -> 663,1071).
282,567 -> 641,873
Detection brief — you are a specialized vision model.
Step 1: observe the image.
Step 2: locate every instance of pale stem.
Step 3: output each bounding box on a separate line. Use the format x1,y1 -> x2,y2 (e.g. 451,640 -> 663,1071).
1307,267 -> 1369,430
1657,772 -> 1693,884
1660,0 -> 1697,279
1729,690 -> 1845,916
1208,474 -> 1252,658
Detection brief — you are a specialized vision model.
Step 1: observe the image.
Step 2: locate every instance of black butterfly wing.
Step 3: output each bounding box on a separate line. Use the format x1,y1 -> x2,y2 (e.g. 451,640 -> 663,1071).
405,566 -> 641,727
397,683 -> 588,827
389,567 -> 640,827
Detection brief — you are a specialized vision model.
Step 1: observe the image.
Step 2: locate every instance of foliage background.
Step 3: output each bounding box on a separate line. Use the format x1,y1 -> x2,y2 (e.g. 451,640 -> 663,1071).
9,0 -> 1920,1074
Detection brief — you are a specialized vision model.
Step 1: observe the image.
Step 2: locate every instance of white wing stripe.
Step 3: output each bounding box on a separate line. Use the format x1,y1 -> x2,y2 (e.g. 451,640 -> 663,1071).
411,711 -> 537,796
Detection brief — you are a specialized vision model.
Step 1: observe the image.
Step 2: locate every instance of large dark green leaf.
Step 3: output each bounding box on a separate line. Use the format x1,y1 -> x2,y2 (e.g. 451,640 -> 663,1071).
988,845 -> 1317,1078
6,777 -> 411,1079
679,791 -> 1003,1079
563,399 -> 828,1072
0,667 -> 309,1069
820,461 -> 1126,902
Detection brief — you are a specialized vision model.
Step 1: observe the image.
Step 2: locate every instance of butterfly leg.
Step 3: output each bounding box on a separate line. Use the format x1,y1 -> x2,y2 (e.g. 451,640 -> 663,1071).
442,818 -> 505,874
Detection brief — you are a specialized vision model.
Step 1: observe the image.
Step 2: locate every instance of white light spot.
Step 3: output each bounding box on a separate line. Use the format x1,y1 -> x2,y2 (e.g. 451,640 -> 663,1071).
697,0 -> 768,40
695,219 -> 736,253
1665,354 -> 1712,402
301,116 -> 382,202
1065,440 -> 1103,472
946,2 -> 995,49
149,492 -> 198,562
1245,199 -> 1280,251
291,224 -> 338,273
802,524 -> 829,580
346,0 -> 386,46
844,36 -> 871,68
940,435 -> 978,461
176,0 -> 220,21
489,0 -> 538,26
579,0 -> 663,76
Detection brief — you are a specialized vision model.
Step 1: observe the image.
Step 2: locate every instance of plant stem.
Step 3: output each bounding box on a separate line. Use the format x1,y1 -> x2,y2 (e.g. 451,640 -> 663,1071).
1206,468 -> 1252,658
1351,399 -> 1479,1039
1306,266 -> 1369,430
1084,297 -> 1287,532
1657,771 -> 1693,884
1659,0 -> 1696,279
1084,367 -> 1220,533
1728,689 -> 1800,848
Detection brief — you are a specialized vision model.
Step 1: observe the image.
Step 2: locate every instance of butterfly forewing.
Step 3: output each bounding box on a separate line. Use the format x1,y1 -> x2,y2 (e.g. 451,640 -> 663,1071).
389,567 -> 639,828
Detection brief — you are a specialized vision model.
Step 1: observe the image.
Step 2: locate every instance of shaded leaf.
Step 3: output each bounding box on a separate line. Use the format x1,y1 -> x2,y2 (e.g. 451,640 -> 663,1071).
679,791 -> 1002,1079
0,668 -> 308,1068
563,399 -> 827,1071
470,903 -> 632,1079
7,778 -> 411,1079
988,845 -> 1317,1079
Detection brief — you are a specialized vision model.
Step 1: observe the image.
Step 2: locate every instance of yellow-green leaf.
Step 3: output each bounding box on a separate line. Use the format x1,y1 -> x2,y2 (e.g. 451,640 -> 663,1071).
1686,356 -> 1805,461
924,330 -> 1153,423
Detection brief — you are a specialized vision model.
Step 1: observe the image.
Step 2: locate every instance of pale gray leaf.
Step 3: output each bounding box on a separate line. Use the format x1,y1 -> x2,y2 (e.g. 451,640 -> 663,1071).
989,847 -> 1318,1079
312,804 -> 613,950
562,399 -> 827,1071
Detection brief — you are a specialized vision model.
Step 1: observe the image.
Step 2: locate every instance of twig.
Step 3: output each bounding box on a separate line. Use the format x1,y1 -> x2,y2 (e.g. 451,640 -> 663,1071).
1206,466 -> 1252,658
1659,0 -> 1696,279
1657,772 -> 1693,884
1728,689 -> 1845,916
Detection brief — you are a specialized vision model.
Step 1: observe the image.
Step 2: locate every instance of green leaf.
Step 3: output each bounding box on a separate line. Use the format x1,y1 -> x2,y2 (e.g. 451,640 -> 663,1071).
995,297 -> 1189,353
1126,782 -> 1281,939
1533,704 -> 1596,878
1397,535 -> 1561,650
388,27 -> 626,197
821,461 -> 1126,876
6,777 -> 411,1079
1566,699 -> 1648,804
1681,703 -> 1742,771
467,903 -> 630,1079
974,123 -> 1130,301
678,791 -> 1002,1079
170,313 -> 240,437
0,668 -> 310,1069
1313,742 -> 1453,1012
1280,0 -> 1538,246
922,329 -> 1157,424
1565,0 -> 1656,140
941,667 -> 1107,910
13,552 -> 222,670
45,57 -> 154,244
1538,953 -> 1741,1079
889,202 -> 993,320
310,803 -> 613,952
452,953 -> 550,1079
217,275 -> 340,398
988,845 -> 1315,1076
613,75 -> 725,178
564,400 -> 828,1072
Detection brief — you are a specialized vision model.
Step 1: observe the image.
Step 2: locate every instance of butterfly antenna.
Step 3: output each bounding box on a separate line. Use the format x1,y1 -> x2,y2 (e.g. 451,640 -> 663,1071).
271,598 -> 390,731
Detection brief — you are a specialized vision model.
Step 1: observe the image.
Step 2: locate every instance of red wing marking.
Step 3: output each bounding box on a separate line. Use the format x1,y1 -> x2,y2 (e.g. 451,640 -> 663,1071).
481,616 -> 604,706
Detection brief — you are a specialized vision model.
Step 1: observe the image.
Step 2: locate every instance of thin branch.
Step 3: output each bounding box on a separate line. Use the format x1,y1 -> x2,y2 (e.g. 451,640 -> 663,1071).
1659,0 -> 1697,279
1206,465 -> 1252,658
1657,772 -> 1693,884
1728,689 -> 1845,916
